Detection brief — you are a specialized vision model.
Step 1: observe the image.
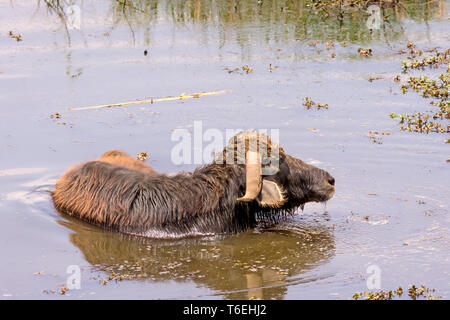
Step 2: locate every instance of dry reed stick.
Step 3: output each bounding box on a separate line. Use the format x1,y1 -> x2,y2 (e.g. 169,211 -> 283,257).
68,89 -> 231,111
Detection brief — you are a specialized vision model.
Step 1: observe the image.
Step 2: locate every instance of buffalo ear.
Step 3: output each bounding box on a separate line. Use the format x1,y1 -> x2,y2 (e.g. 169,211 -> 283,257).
257,179 -> 286,208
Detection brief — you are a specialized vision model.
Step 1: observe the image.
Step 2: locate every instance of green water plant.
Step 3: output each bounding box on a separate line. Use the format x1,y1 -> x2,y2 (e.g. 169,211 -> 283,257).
303,97 -> 329,110
353,285 -> 441,300
392,46 -> 449,137
401,48 -> 449,72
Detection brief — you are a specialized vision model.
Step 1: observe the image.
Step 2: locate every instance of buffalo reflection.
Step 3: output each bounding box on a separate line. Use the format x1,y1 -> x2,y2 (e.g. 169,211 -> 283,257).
59,215 -> 335,299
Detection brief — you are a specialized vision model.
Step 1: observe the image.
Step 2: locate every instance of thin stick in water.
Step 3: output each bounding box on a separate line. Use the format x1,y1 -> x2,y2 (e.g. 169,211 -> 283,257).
68,89 -> 231,111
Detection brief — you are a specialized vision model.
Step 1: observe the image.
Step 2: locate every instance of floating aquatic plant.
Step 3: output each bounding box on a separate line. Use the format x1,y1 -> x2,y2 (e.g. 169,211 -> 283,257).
8,31 -> 22,41
391,46 -> 449,137
137,152 -> 149,161
358,47 -> 372,57
303,97 -> 329,110
353,285 -> 441,300
224,66 -> 254,74
401,48 -> 449,71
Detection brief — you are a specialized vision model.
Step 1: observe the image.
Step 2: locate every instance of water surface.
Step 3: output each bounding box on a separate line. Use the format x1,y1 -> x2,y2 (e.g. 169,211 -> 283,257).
0,0 -> 449,299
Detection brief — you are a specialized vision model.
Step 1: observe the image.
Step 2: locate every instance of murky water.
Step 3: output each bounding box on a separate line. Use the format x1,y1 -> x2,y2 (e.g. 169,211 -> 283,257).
0,0 -> 449,299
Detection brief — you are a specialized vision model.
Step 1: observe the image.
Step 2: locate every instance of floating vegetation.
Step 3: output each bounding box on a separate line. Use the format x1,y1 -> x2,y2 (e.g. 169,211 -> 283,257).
100,271 -> 142,285
43,285 -> 70,295
224,65 -> 254,74
353,285 -> 441,300
358,48 -> 372,57
397,42 -> 423,57
404,74 -> 449,100
224,67 -> 240,74
401,48 -> 449,71
408,285 -> 442,300
50,112 -> 62,119
325,40 -> 335,50
33,270 -> 46,276
8,31 -> 22,41
42,289 -> 56,294
69,68 -> 83,79
303,97 -> 329,110
353,287 -> 403,300
390,111 -> 448,133
368,75 -> 382,82
391,46 -> 449,136
308,39 -> 346,53
368,130 -> 392,144
59,286 -> 68,295
269,64 -> 278,72
241,65 -> 254,74
137,152 -> 149,161
50,112 -> 69,126
368,135 -> 382,144
368,131 -> 392,136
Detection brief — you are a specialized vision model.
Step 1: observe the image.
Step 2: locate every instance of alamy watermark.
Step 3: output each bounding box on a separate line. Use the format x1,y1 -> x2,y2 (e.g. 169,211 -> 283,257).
66,265 -> 81,290
366,264 -> 381,290
366,5 -> 382,30
170,121 -> 280,175
65,4 -> 81,30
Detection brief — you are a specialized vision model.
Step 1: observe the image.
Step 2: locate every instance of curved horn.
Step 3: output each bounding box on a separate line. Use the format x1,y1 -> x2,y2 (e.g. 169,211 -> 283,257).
237,150 -> 262,202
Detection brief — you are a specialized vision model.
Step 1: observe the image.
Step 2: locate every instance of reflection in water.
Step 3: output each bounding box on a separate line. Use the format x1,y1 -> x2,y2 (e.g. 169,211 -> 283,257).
38,0 -> 446,46
59,215 -> 335,299
42,0 -> 73,45
65,51 -> 83,79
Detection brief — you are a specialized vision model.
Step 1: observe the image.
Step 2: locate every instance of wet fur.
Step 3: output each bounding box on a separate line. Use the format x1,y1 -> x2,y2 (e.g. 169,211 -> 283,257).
52,133 -> 334,237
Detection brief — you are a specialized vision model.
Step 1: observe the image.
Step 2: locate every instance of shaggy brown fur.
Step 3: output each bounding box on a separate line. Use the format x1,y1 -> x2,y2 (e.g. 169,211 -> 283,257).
52,132 -> 335,237
99,150 -> 156,174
